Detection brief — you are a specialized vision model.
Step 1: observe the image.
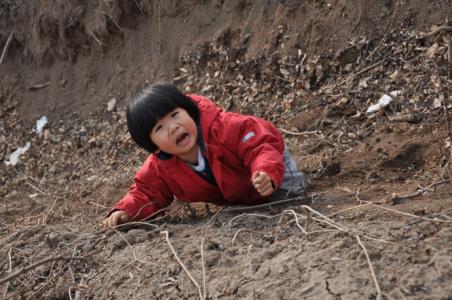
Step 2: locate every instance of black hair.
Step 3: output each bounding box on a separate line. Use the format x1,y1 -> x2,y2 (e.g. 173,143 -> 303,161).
126,83 -> 200,153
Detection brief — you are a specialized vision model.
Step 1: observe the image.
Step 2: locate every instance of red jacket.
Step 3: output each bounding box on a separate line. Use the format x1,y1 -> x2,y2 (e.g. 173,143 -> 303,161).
113,95 -> 285,220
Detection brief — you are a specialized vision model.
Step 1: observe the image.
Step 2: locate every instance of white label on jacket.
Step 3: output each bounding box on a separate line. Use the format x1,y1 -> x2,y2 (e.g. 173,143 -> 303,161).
242,131 -> 255,142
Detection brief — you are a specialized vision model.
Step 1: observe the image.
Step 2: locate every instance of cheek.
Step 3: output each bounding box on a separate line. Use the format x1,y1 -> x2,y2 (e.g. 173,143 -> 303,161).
150,132 -> 162,146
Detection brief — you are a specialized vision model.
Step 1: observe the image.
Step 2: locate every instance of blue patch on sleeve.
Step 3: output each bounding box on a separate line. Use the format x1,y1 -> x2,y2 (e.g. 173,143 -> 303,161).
242,131 -> 255,142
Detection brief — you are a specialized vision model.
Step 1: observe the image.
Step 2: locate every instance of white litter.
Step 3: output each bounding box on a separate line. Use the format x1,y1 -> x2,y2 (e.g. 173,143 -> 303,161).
366,90 -> 401,114
4,142 -> 31,166
107,98 -> 117,112
33,116 -> 48,134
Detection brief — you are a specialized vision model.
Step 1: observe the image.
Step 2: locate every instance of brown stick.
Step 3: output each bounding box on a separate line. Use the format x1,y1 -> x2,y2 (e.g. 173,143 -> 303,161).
161,231 -> 203,300
440,44 -> 452,141
27,82 -> 51,90
448,37 -> 452,80
200,237 -> 206,300
416,26 -> 452,40
0,256 -> 88,286
355,235 -> 382,299
0,31 -> 14,65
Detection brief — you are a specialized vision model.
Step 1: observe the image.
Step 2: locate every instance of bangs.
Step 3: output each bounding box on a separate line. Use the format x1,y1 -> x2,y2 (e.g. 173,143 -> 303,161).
126,83 -> 200,153
140,93 -> 180,130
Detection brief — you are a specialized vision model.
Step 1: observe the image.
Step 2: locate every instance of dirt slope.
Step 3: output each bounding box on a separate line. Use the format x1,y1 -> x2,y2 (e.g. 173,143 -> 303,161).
1,1 -> 452,299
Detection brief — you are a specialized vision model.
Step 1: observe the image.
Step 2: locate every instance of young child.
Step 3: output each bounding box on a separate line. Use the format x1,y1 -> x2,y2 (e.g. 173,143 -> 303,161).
102,83 -> 304,228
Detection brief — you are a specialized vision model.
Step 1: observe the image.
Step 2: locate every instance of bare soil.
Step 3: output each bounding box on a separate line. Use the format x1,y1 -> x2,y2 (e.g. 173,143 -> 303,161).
1,1 -> 451,299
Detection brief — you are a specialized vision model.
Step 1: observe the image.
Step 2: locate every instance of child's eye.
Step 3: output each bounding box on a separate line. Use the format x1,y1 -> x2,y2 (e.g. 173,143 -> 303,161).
154,125 -> 162,132
171,111 -> 179,117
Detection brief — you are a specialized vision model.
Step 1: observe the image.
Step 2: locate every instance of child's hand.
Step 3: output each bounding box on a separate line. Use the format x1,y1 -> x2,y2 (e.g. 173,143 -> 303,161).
252,171 -> 274,197
101,210 -> 129,228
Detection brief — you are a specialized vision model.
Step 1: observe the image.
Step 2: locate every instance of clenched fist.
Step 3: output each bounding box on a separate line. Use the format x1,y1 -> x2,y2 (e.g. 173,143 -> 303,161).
252,171 -> 274,197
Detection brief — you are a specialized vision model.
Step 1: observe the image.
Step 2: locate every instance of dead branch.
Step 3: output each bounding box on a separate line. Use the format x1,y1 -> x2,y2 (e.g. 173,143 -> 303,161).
359,200 -> 452,223
327,203 -> 373,218
355,235 -> 382,299
437,69 -> 452,142
222,193 -> 329,212
161,231 -> 204,300
281,209 -> 308,234
279,128 -> 321,136
27,82 -> 50,90
200,237 -> 206,300
300,206 -> 394,244
335,58 -> 386,88
0,30 -> 14,65
448,37 -> 452,80
2,248 -> 13,298
231,228 -> 273,245
416,25 -> 452,40
0,256 -> 88,286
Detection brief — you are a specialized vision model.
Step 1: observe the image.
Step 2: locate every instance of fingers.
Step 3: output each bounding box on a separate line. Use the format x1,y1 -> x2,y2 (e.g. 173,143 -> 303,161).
258,185 -> 274,197
252,171 -> 274,196
252,172 -> 266,185
101,211 -> 129,229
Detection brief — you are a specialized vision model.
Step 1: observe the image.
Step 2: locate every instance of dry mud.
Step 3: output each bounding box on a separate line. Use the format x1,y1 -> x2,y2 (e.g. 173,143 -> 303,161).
0,1 -> 451,299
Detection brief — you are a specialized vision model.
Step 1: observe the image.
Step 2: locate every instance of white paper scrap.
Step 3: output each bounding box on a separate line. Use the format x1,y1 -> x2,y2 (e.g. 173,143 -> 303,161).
4,142 -> 31,166
366,90 -> 401,114
33,116 -> 48,134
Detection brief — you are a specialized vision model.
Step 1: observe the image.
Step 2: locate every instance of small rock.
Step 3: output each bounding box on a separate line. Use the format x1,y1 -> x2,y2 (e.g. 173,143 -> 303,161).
107,98 -> 117,112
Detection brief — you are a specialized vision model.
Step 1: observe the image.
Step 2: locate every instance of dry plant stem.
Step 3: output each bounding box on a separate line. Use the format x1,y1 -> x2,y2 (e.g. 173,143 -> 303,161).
161,231 -> 204,300
201,237 -> 206,300
448,37 -> 452,80
204,207 -> 223,227
416,25 -> 452,40
355,235 -> 382,299
284,210 -> 308,234
327,203 -> 372,218
222,193 -> 328,212
27,81 -> 51,90
2,248 -> 13,299
437,69 -> 452,141
279,128 -> 320,136
0,30 -> 14,65
360,200 -> 452,223
301,207 -> 394,244
112,228 -> 139,263
158,0 -> 161,55
231,228 -> 273,245
303,207 -> 312,239
335,58 -> 386,87
0,256 -> 87,286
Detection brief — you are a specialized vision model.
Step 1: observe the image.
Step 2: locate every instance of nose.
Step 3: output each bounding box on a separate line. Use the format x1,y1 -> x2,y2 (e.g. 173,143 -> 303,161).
169,123 -> 179,135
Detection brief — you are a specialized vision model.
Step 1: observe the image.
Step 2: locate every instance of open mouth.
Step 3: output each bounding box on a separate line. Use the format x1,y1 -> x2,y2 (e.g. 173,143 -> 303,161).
176,133 -> 189,146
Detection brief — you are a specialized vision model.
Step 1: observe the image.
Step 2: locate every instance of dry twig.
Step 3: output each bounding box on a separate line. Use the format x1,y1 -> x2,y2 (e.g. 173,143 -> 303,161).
360,200 -> 452,224
231,228 -> 272,245
0,256 -> 88,286
279,128 -> 321,136
161,231 -> 204,300
355,235 -> 382,299
200,237 -> 206,300
416,25 -> 452,40
0,31 -> 14,65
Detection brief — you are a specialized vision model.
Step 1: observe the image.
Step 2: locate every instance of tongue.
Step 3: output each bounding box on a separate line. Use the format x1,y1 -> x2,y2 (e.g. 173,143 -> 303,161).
177,134 -> 188,145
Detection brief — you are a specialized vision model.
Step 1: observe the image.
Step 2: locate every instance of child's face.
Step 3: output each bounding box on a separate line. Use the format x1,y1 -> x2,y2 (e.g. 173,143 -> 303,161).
150,108 -> 198,161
